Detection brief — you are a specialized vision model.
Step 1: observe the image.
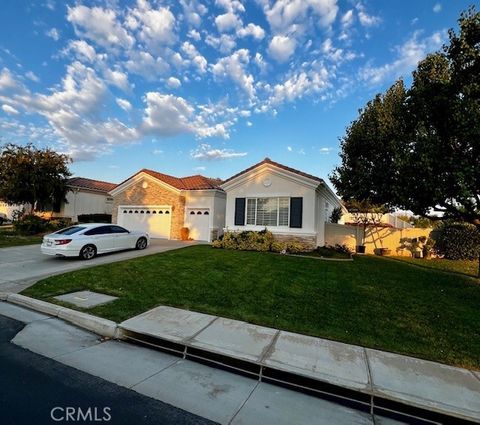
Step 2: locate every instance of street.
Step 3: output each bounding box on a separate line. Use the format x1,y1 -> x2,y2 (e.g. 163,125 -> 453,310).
0,315 -> 215,425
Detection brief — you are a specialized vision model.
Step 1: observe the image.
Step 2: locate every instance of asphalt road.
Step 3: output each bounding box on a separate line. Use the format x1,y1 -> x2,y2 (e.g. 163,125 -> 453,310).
0,239 -> 195,293
0,315 -> 216,425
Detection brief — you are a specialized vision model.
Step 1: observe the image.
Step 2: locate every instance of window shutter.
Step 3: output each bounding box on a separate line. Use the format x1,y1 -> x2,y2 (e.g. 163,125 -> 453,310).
290,197 -> 303,228
234,198 -> 246,226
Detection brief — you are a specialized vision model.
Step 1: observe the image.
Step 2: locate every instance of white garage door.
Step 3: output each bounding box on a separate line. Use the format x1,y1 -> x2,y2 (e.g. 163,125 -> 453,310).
118,206 -> 171,239
186,209 -> 210,241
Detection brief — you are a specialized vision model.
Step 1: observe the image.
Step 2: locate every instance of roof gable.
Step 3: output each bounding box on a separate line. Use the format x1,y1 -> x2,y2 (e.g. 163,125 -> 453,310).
221,158 -> 324,188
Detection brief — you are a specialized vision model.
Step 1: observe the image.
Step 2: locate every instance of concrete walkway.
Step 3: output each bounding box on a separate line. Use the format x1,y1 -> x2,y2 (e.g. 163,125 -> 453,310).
0,239 -> 195,293
120,306 -> 480,423
0,301 -> 395,425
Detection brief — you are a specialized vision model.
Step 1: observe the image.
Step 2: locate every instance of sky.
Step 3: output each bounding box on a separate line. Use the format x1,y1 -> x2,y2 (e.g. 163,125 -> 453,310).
0,0 -> 473,185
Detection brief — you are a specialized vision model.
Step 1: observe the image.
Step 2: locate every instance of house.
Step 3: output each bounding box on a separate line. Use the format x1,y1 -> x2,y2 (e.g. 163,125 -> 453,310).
51,177 -> 117,222
109,169 -> 225,242
220,158 -> 343,248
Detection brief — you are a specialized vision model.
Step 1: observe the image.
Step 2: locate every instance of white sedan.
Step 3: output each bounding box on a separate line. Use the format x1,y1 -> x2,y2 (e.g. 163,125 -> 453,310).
41,223 -> 149,260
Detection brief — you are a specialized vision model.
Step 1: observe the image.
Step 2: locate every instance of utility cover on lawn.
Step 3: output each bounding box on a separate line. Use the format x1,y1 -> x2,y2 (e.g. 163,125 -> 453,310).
54,291 -> 118,308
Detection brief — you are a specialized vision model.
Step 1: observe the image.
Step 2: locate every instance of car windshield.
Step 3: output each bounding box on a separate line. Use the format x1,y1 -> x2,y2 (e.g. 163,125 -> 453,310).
54,226 -> 86,235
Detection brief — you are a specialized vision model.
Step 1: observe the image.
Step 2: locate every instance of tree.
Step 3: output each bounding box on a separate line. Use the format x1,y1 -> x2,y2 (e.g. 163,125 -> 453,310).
344,199 -> 388,251
331,7 -> 480,275
0,143 -> 72,214
329,206 -> 343,223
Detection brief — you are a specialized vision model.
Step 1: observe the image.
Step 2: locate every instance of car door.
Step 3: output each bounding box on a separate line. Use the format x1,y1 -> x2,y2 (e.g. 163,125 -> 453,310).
108,225 -> 134,250
84,226 -> 114,253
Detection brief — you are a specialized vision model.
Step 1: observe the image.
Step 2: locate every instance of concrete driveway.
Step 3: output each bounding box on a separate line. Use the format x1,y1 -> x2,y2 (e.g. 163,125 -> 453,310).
0,239 -> 197,293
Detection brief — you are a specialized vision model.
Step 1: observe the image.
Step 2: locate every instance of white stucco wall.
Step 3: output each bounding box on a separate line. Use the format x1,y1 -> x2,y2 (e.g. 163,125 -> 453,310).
184,190 -> 226,241
55,190 -> 113,221
224,168 -> 318,236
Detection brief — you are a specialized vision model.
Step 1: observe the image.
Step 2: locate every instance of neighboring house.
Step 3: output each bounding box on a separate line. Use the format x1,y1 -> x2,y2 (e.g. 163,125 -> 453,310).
109,169 -> 225,242
0,202 -> 26,221
220,158 -> 343,248
50,177 -> 117,222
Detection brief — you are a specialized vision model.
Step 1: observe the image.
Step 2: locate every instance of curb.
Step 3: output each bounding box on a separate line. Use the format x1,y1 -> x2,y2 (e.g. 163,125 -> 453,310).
2,293 -> 118,338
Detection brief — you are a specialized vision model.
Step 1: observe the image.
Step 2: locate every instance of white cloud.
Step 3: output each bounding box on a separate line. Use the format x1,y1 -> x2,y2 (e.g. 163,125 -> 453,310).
116,98 -> 132,111
237,23 -> 265,40
211,49 -> 255,99
356,2 -> 381,27
360,31 -> 444,85
433,3 -> 442,13
67,5 -> 134,50
319,147 -> 333,154
104,68 -> 130,91
46,28 -> 60,41
152,149 -> 163,155
181,41 -> 208,73
341,10 -> 354,28
67,40 -> 97,62
25,71 -> 40,82
215,0 -> 245,13
187,29 -> 201,41
205,34 -> 236,54
194,166 -> 206,171
125,50 -> 170,80
167,77 -> 182,88
140,92 -> 228,139
191,143 -> 247,160
246,121 -> 252,127
180,0 -> 208,27
262,0 -> 338,34
215,12 -> 241,32
2,104 -> 19,115
127,2 -> 177,51
287,146 -> 293,151
268,35 -> 296,63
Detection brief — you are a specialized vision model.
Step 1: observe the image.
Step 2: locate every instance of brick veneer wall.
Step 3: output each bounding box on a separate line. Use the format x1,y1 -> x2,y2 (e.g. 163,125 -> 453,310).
112,178 -> 186,240
273,234 -> 317,250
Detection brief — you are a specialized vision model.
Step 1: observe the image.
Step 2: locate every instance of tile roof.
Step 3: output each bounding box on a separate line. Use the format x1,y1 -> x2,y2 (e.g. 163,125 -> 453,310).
67,177 -> 117,193
221,157 -> 324,185
115,169 -> 223,191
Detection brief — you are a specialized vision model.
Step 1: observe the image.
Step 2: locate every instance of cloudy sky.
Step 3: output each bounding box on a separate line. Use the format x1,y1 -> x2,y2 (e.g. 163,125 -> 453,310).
0,0 -> 471,184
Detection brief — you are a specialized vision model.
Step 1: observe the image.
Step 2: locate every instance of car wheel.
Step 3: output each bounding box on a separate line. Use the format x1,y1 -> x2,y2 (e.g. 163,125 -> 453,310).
80,244 -> 97,260
136,237 -> 148,250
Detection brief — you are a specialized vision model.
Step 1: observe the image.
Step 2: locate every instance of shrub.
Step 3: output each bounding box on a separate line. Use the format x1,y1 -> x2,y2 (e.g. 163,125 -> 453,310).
285,241 -> 310,254
13,215 -> 52,235
271,241 -> 287,253
432,223 -> 480,260
48,217 -> 72,231
213,230 -> 275,251
77,214 -> 112,223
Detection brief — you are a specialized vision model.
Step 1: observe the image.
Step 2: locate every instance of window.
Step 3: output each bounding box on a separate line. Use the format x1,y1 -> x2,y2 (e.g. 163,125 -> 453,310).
55,226 -> 86,235
245,197 -> 289,227
109,225 -> 129,234
84,226 -> 111,236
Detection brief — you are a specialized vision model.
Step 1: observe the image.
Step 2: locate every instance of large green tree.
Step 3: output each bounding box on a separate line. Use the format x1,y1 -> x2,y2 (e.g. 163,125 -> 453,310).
331,7 -> 480,227
0,143 -> 72,214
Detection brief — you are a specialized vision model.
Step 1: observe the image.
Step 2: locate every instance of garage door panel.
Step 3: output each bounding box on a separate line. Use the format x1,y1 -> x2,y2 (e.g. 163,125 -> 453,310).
186,209 -> 210,241
118,207 -> 171,239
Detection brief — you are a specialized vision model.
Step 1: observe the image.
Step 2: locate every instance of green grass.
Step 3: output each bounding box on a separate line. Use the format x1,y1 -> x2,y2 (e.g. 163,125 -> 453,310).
0,226 -> 43,248
388,256 -> 479,278
23,245 -> 480,369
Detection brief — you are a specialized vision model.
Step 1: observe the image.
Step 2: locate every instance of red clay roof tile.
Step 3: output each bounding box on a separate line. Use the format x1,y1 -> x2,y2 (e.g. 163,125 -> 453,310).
67,177 -> 117,193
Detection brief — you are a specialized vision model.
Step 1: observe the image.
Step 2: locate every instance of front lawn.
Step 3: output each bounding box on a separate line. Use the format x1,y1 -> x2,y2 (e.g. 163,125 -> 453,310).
388,256 -> 479,278
23,246 -> 480,369
0,226 -> 43,248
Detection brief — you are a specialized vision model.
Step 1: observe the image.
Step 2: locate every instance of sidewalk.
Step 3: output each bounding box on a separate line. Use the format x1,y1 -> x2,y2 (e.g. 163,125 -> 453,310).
1,294 -> 479,423
0,301 -> 387,425
120,306 -> 480,424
